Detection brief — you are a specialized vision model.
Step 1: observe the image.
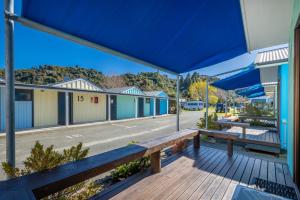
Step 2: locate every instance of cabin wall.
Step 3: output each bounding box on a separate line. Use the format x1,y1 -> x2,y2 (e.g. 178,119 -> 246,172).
34,90 -> 58,127
117,95 -> 136,119
72,92 -> 106,124
287,0 -> 300,174
280,64 -> 289,150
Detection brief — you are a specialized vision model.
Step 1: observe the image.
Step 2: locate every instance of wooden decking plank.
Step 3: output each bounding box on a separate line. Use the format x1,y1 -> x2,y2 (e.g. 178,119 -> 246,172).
165,150 -> 231,200
162,151 -> 233,200
149,149 -> 225,200
248,158 -> 262,187
283,164 -> 294,187
239,157 -> 255,186
132,148 -> 220,199
176,151 -> 230,200
98,147 -> 197,200
201,156 -> 240,200
259,160 -> 268,180
210,155 -> 244,200
187,152 -> 235,200
109,148 -> 211,200
221,155 -> 250,200
95,146 -> 297,200
275,162 -> 286,185
268,161 -> 276,183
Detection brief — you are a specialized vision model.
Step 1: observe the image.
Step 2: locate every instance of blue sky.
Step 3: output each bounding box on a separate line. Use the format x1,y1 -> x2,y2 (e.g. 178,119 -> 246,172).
0,1 -> 286,79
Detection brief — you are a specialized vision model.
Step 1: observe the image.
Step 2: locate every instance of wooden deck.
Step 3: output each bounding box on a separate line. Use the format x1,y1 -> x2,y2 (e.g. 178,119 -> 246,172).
94,146 -> 296,200
225,126 -> 280,147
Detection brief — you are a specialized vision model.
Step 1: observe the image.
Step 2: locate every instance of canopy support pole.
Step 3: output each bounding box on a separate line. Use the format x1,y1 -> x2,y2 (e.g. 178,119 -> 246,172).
4,0 -> 15,169
176,75 -> 180,131
205,78 -> 209,129
225,92 -> 228,114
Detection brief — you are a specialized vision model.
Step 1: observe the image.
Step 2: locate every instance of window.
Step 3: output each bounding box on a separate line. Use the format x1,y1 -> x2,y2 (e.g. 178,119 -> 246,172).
146,98 -> 150,103
15,89 -> 32,101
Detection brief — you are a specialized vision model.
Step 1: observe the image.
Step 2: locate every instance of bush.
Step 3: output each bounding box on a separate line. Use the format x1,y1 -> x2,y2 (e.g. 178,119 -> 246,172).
244,104 -> 262,116
110,141 -> 150,183
250,120 -> 276,128
1,141 -> 102,200
197,112 -> 220,130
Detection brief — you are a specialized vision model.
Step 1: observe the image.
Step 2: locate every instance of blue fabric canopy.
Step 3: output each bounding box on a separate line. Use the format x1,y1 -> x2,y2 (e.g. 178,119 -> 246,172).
247,91 -> 265,98
210,65 -> 261,90
235,84 -> 264,97
22,0 -> 247,74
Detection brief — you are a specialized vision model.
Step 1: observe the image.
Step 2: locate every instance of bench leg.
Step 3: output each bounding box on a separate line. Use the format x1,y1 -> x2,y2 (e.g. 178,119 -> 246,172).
194,134 -> 200,149
151,151 -> 161,173
242,127 -> 246,138
227,139 -> 233,158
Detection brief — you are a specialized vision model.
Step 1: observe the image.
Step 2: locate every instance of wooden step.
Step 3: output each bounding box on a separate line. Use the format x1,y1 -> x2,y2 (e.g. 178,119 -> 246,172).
245,143 -> 280,154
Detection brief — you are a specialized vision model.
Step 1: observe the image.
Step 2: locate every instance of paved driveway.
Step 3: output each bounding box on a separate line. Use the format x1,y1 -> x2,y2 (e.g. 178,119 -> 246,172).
0,111 -> 203,178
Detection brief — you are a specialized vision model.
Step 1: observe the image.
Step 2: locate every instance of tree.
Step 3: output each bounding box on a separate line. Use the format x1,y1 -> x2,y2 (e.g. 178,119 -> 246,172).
103,75 -> 126,88
188,81 -> 218,105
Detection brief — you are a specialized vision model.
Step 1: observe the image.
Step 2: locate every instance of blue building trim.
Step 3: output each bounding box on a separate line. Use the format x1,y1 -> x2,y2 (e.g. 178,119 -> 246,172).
280,64 -> 289,150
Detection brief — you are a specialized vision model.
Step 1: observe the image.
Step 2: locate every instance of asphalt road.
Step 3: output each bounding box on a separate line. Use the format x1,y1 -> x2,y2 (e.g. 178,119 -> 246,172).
0,111 -> 203,179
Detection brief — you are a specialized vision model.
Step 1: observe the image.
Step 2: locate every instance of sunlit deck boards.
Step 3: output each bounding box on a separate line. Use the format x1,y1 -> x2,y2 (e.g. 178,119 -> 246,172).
226,126 -> 280,147
94,146 -> 295,200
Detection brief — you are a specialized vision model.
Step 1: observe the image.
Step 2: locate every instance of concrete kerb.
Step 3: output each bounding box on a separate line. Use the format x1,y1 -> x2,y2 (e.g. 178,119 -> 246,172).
0,114 -> 172,138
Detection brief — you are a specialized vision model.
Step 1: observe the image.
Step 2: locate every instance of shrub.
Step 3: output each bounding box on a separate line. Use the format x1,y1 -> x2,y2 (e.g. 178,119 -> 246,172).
250,120 -> 276,128
1,141 -> 102,200
197,112 -> 220,130
110,141 -> 150,183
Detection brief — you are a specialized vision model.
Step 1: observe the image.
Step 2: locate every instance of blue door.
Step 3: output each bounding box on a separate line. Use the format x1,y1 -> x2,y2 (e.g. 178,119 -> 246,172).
1,89 -> 33,131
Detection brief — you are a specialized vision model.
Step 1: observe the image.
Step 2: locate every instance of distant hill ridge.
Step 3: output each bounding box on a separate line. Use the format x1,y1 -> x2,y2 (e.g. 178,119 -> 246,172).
0,65 -> 178,97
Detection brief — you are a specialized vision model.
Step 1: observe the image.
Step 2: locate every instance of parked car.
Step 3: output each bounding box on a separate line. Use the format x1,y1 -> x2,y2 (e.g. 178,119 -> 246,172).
215,103 -> 230,113
183,101 -> 204,111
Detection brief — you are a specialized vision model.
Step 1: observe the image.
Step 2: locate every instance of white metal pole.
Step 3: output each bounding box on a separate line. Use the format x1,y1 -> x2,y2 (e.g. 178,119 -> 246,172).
135,97 -> 138,118
5,0 -> 15,168
205,78 -> 209,129
108,94 -> 111,121
225,91 -> 228,114
153,98 -> 156,118
176,75 -> 180,131
65,92 -> 69,126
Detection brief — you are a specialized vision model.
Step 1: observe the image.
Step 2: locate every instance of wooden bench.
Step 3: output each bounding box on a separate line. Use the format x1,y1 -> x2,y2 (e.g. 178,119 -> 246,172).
198,129 -> 239,157
215,120 -> 250,138
0,129 -> 199,200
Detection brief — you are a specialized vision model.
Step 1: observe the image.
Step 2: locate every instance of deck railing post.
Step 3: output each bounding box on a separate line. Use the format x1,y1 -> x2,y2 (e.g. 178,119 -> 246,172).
5,0 -> 15,169
227,139 -> 233,157
176,75 -> 180,131
150,151 -> 161,173
193,133 -> 200,149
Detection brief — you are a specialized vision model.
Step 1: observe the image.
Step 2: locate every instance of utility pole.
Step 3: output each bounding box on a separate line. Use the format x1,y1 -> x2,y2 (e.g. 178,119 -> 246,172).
5,0 -> 16,169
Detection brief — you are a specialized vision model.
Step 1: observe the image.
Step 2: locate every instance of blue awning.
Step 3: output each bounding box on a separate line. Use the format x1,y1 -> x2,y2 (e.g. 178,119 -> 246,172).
247,91 -> 265,98
21,0 -> 247,74
210,65 -> 261,90
235,84 -> 264,97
